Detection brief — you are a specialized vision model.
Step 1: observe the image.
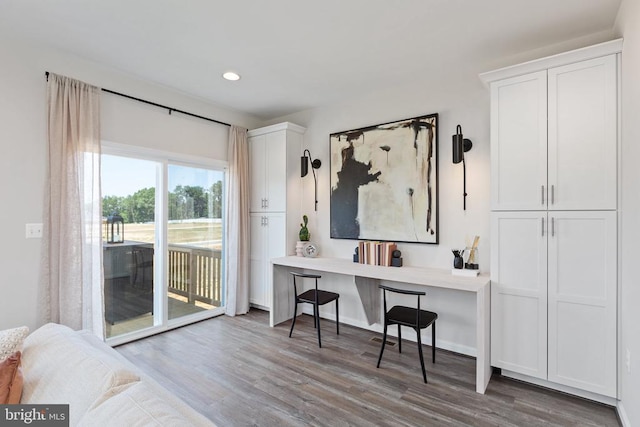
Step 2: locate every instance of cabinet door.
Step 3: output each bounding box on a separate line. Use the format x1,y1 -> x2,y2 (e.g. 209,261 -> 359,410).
264,213 -> 286,310
249,213 -> 286,310
491,211 -> 548,379
491,71 -> 548,211
249,135 -> 267,212
249,214 -> 267,307
548,55 -> 617,210
264,131 -> 287,212
547,211 -> 617,397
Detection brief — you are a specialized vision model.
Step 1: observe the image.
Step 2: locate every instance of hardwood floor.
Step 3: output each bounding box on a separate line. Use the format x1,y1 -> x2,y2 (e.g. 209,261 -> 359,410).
116,309 -> 619,426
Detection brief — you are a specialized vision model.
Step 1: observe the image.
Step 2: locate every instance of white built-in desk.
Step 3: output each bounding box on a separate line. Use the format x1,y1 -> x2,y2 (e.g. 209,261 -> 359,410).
270,256 -> 491,394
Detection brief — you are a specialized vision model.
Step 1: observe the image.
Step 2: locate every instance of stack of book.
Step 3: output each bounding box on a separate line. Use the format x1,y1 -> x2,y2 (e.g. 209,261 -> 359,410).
357,241 -> 397,266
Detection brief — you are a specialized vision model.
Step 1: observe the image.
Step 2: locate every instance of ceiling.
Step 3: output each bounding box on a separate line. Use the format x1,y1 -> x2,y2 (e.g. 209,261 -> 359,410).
0,0 -> 622,121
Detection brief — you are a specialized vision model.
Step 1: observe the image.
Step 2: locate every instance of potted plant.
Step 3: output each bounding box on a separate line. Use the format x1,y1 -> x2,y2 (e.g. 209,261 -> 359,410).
296,215 -> 310,256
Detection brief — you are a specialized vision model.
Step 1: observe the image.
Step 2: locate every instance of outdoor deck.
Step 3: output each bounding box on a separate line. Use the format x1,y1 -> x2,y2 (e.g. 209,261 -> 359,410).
105,243 -> 222,338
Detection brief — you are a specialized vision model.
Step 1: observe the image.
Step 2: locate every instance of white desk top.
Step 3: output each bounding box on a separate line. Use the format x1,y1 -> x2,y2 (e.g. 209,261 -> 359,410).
271,256 -> 490,293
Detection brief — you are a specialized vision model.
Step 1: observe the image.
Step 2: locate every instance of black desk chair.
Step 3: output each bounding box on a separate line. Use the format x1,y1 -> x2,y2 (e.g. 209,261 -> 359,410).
288,272 -> 339,348
376,285 -> 438,383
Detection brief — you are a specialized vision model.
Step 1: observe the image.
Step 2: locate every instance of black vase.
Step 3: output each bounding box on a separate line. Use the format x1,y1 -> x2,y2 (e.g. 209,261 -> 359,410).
453,256 -> 463,269
452,249 -> 464,269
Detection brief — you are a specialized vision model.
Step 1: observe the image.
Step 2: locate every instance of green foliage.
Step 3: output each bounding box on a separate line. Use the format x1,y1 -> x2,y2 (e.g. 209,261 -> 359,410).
299,214 -> 310,241
103,181 -> 224,223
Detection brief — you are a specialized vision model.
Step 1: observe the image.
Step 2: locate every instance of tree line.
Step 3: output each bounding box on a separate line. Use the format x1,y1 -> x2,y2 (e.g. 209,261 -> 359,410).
103,182 -> 223,223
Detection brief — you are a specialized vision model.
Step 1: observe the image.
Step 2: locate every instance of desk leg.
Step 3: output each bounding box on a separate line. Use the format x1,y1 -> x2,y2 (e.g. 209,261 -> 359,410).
270,264 -> 297,327
476,284 -> 492,393
354,276 -> 381,325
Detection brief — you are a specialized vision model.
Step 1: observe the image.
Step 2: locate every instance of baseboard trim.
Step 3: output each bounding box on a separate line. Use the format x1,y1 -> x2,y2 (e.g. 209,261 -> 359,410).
617,401 -> 630,427
501,369 -> 617,406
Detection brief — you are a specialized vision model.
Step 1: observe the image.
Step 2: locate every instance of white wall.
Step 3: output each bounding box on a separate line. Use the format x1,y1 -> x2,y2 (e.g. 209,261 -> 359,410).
266,70 -> 491,353
0,37 -> 262,332
615,0 -> 640,424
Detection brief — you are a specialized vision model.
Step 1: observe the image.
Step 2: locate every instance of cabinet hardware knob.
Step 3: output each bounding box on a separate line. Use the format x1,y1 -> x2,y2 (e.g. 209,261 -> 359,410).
551,185 -> 555,205
541,185 -> 545,205
542,217 -> 545,237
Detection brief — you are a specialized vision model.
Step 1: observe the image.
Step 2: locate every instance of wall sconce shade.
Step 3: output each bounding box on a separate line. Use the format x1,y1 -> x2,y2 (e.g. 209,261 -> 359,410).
301,149 -> 321,210
452,124 -> 473,164
452,124 -> 473,210
301,153 -> 321,177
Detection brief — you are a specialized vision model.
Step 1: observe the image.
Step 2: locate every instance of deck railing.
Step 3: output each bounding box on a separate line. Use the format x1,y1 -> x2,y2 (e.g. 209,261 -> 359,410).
168,244 -> 222,307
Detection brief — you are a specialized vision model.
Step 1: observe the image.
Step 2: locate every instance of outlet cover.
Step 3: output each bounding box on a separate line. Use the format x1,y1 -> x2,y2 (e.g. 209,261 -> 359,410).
26,223 -> 43,239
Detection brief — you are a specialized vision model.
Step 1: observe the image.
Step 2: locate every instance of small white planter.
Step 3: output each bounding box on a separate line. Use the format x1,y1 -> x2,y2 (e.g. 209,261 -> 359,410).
295,241 -> 307,257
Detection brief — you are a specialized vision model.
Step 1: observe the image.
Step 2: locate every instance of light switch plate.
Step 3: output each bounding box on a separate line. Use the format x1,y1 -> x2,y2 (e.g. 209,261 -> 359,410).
26,223 -> 43,239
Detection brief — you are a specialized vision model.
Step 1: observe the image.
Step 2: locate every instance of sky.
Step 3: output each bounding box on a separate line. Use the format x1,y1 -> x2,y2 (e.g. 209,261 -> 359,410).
102,154 -> 222,197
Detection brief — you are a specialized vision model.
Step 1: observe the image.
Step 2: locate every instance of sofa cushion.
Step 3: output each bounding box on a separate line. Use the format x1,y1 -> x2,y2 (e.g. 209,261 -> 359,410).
0,351 -> 23,404
77,382 -> 202,427
0,326 -> 29,362
21,323 -> 140,425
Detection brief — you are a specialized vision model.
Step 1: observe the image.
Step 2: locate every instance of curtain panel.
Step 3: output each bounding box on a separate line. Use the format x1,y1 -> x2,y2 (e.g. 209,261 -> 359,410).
39,73 -> 104,336
225,125 -> 250,316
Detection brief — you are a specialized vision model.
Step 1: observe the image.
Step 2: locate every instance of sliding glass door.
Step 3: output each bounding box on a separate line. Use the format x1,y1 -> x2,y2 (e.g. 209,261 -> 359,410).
101,148 -> 226,342
102,155 -> 157,338
166,164 -> 224,321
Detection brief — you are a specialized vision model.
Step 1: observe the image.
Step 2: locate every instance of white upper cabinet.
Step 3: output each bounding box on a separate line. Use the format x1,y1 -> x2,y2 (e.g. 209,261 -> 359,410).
248,123 -> 305,213
249,131 -> 287,212
489,53 -> 618,211
548,56 -> 617,210
491,71 -> 548,211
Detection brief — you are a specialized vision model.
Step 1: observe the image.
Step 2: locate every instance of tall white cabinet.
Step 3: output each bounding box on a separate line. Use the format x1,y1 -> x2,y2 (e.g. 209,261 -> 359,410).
248,122 -> 305,310
482,40 -> 621,400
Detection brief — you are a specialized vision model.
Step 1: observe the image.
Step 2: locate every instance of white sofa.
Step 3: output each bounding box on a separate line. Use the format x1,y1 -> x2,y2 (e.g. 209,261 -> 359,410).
20,323 -> 214,426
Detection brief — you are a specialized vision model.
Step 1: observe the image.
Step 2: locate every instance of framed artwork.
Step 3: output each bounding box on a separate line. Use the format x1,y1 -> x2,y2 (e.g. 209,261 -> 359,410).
330,113 -> 438,244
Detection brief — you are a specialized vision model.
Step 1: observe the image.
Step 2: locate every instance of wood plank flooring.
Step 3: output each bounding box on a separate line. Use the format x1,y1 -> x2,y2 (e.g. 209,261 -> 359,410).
116,309 -> 619,426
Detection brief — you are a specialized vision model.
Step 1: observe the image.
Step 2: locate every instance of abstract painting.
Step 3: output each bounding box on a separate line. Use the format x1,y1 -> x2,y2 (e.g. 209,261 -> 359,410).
330,114 -> 438,244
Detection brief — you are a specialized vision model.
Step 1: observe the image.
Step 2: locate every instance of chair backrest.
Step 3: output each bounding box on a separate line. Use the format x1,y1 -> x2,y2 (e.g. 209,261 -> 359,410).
290,272 -> 321,295
379,285 -> 426,324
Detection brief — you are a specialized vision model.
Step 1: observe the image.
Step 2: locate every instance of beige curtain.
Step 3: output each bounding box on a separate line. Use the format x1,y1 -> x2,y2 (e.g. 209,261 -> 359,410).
225,125 -> 250,316
39,73 -> 104,336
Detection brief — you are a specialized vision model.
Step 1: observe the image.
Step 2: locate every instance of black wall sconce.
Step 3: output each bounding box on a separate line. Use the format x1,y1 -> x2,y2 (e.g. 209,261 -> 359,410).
301,149 -> 322,211
452,124 -> 473,210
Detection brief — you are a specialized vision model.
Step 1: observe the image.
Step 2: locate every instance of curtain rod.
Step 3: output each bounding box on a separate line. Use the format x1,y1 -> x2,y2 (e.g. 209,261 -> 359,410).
45,71 -> 231,128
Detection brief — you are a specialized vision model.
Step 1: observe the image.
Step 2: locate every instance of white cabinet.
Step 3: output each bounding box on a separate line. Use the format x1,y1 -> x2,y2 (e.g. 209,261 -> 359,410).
248,122 -> 305,310
249,131 -> 287,212
249,213 -> 286,309
483,40 -> 621,400
490,55 -> 617,211
490,71 -> 548,211
547,211 -> 617,396
491,211 -> 617,396
491,212 -> 548,379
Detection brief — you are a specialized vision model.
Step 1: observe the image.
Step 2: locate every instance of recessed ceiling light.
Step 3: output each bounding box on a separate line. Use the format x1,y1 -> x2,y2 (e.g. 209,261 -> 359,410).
222,71 -> 240,81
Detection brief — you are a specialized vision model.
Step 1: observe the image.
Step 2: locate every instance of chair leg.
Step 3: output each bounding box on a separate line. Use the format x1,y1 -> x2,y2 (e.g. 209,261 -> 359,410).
398,325 -> 402,353
376,321 -> 388,368
335,299 -> 339,335
288,301 -> 298,338
315,303 -> 322,348
313,304 -> 317,329
432,321 -> 436,363
417,329 -> 427,383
